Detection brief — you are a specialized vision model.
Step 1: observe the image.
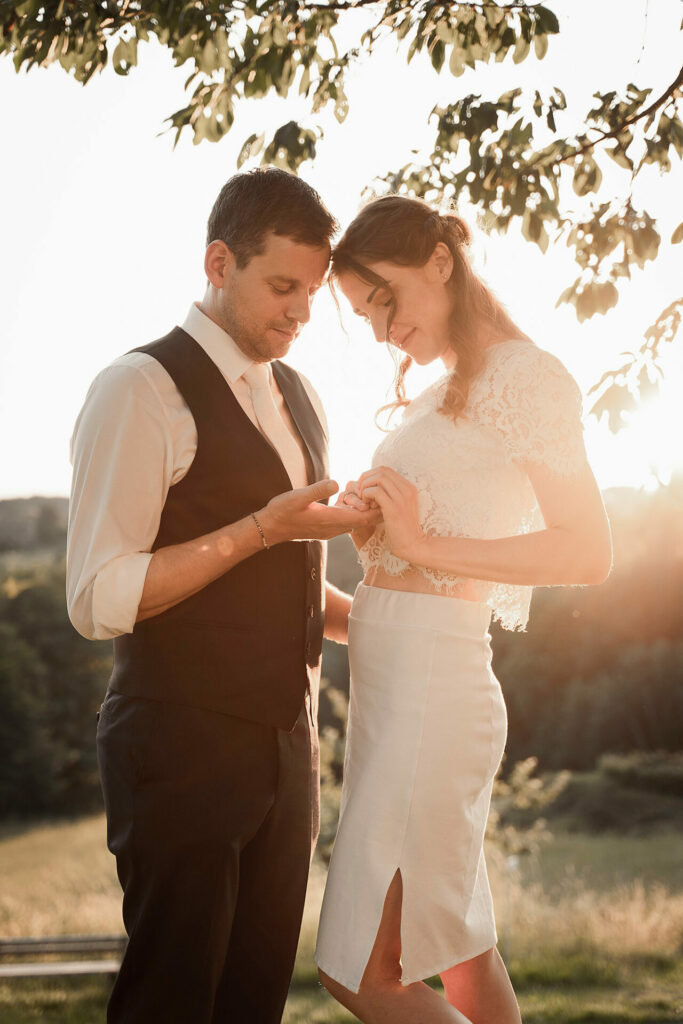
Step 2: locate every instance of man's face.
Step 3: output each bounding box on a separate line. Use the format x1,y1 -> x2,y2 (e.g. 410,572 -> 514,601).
215,232 -> 330,362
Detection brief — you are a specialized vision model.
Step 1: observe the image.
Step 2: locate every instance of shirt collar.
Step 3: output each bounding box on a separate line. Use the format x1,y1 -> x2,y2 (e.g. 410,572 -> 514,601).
181,303 -> 254,385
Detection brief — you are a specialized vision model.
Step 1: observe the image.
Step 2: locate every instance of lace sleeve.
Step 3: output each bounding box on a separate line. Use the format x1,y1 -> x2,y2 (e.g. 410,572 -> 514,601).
484,343 -> 587,477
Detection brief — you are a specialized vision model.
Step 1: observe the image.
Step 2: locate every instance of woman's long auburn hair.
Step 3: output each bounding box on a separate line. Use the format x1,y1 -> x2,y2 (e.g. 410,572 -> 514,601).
330,195 -> 530,425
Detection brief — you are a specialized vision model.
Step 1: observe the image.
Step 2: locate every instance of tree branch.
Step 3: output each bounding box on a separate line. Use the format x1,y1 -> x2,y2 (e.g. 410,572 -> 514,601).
550,63 -> 683,168
297,1 -> 548,12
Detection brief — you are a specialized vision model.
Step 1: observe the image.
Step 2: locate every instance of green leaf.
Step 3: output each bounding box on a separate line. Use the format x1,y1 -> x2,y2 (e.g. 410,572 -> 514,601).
299,63 -> 311,96
589,380 -> 636,432
435,20 -> 455,44
272,23 -> 288,47
430,39 -> 445,73
606,144 -> 633,170
112,36 -> 137,76
575,281 -> 618,321
536,6 -> 561,35
637,364 -> 661,402
534,33 -> 549,60
237,131 -> 265,168
474,13 -> 488,46
449,45 -> 465,77
512,35 -> 530,64
573,157 -> 602,197
555,283 -> 579,309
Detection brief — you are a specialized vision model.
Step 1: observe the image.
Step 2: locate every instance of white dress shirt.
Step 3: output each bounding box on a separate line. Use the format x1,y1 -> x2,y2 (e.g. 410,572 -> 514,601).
66,304 -> 328,641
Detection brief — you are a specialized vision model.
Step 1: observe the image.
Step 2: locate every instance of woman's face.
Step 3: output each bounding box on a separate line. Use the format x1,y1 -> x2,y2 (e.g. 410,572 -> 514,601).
337,243 -> 456,369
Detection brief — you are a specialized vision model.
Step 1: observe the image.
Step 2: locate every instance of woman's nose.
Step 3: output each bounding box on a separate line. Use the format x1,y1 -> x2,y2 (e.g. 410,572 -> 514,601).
370,310 -> 388,343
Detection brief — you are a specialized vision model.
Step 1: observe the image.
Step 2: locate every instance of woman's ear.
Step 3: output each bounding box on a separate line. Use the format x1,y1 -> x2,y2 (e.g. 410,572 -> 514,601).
430,241 -> 453,284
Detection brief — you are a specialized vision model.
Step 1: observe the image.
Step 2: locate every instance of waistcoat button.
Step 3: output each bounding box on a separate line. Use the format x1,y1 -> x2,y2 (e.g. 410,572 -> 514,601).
310,568 -> 317,581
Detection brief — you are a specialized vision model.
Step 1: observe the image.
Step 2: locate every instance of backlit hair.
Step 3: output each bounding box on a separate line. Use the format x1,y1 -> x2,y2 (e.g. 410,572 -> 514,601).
331,195 -> 529,424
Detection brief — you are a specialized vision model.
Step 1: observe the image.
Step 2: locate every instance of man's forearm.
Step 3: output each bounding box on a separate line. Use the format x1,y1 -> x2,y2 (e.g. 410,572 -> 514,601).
137,514 -> 263,622
323,582 -> 353,644
136,480 -> 378,625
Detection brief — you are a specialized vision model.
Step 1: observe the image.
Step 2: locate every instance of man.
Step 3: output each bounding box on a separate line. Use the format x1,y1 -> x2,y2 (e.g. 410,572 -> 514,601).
66,167 -> 377,1023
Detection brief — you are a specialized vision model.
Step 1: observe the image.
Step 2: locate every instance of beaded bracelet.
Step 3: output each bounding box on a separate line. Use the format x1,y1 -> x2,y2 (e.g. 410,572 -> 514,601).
250,512 -> 269,550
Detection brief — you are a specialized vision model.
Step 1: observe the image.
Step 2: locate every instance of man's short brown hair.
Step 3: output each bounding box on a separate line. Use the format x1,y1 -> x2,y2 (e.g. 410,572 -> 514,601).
207,167 -> 337,267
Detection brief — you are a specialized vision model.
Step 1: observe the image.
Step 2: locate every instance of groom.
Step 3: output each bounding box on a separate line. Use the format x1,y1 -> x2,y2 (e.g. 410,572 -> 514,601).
66,168 -> 376,1023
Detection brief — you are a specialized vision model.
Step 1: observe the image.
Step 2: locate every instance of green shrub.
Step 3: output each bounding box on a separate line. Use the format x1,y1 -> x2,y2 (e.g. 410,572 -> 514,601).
598,750 -> 683,797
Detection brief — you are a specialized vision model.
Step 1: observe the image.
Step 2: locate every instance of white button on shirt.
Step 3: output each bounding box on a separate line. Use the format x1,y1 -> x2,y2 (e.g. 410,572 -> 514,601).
66,303 -> 328,641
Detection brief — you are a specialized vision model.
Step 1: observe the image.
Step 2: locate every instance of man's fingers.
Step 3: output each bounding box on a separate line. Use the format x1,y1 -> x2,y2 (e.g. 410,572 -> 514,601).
299,478 -> 339,504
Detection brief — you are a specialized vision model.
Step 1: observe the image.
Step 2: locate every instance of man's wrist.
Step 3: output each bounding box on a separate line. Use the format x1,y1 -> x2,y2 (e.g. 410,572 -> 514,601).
250,512 -> 270,550
255,506 -> 286,547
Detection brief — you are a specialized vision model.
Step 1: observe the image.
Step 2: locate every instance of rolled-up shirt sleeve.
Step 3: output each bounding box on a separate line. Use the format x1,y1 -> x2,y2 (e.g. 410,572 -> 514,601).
67,361 -> 176,640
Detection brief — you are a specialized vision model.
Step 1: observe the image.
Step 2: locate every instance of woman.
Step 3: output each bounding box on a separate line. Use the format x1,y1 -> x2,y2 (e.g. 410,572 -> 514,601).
314,196 -> 612,1023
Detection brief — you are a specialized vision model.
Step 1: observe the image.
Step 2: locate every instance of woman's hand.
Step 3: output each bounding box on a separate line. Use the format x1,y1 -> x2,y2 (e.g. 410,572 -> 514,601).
335,479 -> 382,552
357,466 -> 425,562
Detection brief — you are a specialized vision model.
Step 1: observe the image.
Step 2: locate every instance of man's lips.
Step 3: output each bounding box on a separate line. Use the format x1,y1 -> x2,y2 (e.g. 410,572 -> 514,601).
270,326 -> 298,341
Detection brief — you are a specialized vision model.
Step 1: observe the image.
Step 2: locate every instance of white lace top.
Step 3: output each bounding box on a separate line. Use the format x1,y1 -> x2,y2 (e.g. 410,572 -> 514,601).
358,340 -> 587,630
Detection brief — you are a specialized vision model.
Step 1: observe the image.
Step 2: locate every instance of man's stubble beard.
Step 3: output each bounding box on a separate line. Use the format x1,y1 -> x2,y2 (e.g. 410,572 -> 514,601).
218,288 -> 293,364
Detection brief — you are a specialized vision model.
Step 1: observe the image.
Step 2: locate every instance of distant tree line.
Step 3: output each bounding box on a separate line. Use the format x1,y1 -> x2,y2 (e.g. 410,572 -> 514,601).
0,559 -> 108,817
0,482 -> 681,817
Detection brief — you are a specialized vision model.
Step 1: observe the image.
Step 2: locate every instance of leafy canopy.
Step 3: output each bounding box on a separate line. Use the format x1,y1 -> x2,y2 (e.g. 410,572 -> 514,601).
2,1 -> 681,428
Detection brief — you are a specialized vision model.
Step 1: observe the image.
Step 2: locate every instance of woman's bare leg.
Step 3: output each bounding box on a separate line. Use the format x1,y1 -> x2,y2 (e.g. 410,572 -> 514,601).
440,946 -> 522,1024
318,870 -> 472,1024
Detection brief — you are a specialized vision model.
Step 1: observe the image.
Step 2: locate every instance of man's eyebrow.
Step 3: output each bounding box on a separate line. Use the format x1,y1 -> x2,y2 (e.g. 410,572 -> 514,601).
268,274 -> 325,289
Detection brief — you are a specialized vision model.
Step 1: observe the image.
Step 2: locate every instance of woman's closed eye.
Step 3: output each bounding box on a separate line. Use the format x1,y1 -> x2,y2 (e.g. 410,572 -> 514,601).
355,287 -> 394,323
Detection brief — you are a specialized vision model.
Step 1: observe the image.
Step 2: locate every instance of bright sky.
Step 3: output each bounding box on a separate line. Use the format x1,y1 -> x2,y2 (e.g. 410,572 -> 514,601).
1,0 -> 681,500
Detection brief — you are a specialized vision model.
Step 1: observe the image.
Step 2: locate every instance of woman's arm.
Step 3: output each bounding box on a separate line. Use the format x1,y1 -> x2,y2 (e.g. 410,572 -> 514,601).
357,461 -> 612,587
323,582 -> 353,643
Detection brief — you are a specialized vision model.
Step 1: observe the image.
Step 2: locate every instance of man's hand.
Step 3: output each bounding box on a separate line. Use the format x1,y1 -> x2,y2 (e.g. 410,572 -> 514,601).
258,479 -> 381,545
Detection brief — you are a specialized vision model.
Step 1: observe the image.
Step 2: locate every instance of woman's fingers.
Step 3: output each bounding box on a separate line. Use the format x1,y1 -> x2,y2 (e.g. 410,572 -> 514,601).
362,479 -> 402,508
341,478 -> 379,511
361,472 -> 408,507
358,466 -> 413,496
343,492 -> 369,511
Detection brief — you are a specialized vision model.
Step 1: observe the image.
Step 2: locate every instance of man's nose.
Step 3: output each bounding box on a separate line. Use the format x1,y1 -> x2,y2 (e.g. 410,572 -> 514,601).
287,291 -> 313,326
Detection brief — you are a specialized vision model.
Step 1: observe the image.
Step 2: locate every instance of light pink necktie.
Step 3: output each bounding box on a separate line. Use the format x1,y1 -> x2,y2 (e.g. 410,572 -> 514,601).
242,362 -> 308,489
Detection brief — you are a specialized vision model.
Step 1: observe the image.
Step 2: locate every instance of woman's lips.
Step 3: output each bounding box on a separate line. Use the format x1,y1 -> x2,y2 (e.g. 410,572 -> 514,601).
393,328 -> 415,350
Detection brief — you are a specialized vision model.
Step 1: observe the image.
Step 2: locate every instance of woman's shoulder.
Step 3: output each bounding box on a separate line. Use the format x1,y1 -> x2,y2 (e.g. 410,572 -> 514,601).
478,339 -> 581,402
483,338 -> 570,373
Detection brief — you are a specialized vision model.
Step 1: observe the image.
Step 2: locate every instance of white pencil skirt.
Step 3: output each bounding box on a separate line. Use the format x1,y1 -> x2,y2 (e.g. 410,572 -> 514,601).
315,583 -> 508,993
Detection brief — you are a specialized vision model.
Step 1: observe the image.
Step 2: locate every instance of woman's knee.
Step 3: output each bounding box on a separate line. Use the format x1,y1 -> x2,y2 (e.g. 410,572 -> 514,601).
441,945 -> 498,989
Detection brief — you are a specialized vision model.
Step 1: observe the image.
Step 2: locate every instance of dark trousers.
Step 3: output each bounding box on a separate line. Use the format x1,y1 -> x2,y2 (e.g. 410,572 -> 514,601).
96,688 -> 319,1024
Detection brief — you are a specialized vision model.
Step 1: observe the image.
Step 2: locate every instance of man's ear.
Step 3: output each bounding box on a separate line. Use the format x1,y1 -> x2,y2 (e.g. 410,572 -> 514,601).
204,240 -> 236,289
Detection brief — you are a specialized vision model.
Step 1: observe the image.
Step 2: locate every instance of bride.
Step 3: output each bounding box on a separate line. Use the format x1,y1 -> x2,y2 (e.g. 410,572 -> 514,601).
315,195 -> 612,1023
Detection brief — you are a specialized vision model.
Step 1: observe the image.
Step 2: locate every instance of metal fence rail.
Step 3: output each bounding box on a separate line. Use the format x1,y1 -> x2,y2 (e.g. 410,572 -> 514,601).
0,934 -> 126,978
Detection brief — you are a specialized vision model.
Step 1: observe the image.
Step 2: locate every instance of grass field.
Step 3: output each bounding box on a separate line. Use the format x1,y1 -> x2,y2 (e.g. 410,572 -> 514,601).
1,815 -> 681,1023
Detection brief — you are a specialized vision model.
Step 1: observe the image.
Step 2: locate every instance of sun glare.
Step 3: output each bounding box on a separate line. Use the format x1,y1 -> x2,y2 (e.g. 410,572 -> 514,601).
587,385 -> 683,492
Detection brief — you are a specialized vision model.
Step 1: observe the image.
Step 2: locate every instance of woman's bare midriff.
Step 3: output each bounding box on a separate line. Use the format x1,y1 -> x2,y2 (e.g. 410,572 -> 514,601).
362,564 -> 483,602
